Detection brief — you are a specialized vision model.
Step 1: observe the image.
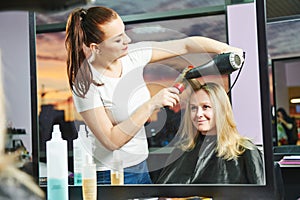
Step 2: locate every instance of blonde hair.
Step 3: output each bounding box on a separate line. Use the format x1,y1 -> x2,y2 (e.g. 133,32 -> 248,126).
0,50 -> 44,198
177,80 -> 254,160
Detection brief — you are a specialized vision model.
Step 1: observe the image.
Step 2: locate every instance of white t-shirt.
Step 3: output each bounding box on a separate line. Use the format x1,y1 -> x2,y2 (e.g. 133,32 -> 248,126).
73,42 -> 152,170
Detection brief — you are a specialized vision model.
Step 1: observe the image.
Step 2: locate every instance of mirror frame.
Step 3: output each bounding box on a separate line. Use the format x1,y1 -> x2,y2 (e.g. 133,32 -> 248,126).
29,11 -> 39,180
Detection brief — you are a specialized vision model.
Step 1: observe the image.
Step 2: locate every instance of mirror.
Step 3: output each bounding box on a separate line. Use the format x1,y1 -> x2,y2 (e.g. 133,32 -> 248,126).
36,13 -> 234,185
266,18 -> 300,148
31,1 -> 276,199
36,3 -> 232,186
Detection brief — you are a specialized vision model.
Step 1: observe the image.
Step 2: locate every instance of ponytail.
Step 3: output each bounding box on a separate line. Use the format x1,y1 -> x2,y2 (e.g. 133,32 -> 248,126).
65,7 -> 118,97
65,8 -> 94,98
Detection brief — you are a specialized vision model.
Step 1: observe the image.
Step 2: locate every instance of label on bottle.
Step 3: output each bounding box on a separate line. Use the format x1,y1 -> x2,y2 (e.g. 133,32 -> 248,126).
73,142 -> 83,185
47,178 -> 68,200
82,178 -> 97,200
74,173 -> 82,185
111,172 -> 124,185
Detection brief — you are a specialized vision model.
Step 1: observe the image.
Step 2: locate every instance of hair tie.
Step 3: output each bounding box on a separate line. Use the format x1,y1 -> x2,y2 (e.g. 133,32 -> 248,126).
80,9 -> 87,21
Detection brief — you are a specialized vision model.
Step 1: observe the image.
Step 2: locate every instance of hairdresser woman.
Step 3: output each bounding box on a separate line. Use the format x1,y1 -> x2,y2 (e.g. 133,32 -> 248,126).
65,6 -> 243,184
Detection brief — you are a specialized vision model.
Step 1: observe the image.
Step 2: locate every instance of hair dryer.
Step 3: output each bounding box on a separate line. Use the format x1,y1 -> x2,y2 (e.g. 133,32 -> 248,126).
184,52 -> 245,79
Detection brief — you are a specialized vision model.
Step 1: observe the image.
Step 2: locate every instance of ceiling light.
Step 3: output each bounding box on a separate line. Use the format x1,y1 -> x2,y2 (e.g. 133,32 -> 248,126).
290,98 -> 300,104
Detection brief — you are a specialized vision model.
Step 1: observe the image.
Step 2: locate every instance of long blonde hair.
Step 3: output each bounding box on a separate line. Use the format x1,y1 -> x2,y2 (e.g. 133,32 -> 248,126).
177,80 -> 254,160
0,50 -> 44,198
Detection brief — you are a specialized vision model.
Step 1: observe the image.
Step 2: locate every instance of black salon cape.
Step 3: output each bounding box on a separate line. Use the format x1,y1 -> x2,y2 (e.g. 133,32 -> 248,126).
155,134 -> 264,184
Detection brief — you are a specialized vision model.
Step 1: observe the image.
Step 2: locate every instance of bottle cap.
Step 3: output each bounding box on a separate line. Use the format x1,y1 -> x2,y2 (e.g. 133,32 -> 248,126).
52,124 -> 62,139
85,153 -> 94,164
79,124 -> 86,133
113,150 -> 121,162
86,126 -> 93,138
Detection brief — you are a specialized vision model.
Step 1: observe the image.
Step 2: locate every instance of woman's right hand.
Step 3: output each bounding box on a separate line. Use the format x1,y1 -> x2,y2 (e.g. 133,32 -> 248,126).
149,87 -> 180,111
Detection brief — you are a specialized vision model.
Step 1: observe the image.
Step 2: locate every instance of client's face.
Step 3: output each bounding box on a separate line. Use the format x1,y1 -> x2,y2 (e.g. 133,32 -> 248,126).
189,90 -> 216,135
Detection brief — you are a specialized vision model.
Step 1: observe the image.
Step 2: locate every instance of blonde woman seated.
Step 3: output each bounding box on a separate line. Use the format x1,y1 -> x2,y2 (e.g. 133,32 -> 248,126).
156,81 -> 264,184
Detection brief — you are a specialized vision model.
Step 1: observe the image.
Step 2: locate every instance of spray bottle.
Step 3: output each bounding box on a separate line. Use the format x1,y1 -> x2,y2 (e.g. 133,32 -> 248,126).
46,124 -> 68,200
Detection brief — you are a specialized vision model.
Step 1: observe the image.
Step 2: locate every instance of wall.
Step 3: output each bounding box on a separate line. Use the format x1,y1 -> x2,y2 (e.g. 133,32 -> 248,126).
274,61 -> 289,112
274,60 -> 300,113
286,61 -> 300,87
0,11 -> 32,154
227,3 -> 263,144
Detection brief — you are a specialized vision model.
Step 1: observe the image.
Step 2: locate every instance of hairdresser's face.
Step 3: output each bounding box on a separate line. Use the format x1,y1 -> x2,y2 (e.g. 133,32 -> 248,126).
98,15 -> 131,60
189,90 -> 216,135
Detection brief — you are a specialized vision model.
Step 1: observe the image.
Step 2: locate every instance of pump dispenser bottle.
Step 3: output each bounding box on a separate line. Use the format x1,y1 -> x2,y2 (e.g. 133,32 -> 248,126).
82,153 -> 97,200
73,124 -> 86,185
111,150 -> 124,185
46,124 -> 68,200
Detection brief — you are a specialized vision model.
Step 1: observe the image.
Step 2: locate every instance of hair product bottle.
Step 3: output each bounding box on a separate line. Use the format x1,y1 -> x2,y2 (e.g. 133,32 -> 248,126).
73,124 -> 86,186
82,154 -> 97,200
46,124 -> 69,200
111,150 -> 124,185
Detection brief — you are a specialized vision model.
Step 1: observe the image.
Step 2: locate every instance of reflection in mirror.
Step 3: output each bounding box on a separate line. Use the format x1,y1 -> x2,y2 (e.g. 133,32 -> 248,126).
271,57 -> 300,147
36,14 -> 231,185
266,19 -> 300,148
34,4 -> 267,192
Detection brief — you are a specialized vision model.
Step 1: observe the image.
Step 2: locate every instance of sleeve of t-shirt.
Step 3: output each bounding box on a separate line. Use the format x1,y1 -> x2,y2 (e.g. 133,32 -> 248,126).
72,84 -> 103,113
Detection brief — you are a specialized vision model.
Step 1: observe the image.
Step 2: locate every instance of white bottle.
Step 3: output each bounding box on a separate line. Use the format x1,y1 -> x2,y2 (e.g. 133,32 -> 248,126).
73,124 -> 86,186
46,124 -> 69,200
110,150 -> 124,185
82,154 -> 97,200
